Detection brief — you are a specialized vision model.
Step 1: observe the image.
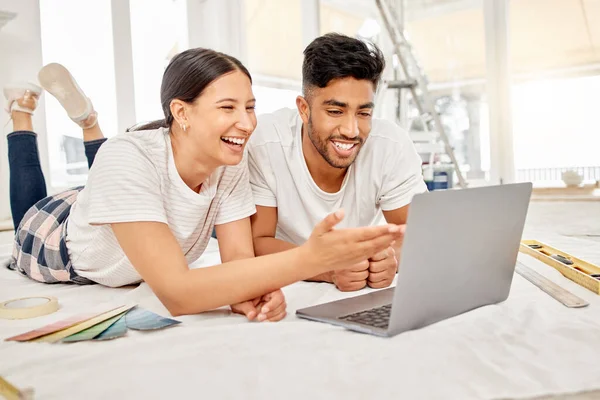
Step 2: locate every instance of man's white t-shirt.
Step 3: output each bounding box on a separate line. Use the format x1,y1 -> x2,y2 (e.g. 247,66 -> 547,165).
66,127 -> 256,287
247,108 -> 427,246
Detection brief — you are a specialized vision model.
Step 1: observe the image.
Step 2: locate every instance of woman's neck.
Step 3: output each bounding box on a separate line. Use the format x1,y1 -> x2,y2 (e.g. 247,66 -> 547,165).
170,132 -> 216,192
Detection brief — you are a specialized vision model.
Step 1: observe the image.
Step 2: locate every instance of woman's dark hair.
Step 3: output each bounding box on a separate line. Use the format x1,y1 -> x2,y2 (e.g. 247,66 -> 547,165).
130,48 -> 252,131
302,33 -> 385,96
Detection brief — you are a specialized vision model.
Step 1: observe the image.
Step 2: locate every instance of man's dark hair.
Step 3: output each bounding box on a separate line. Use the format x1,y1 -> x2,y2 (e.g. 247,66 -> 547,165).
302,33 -> 385,96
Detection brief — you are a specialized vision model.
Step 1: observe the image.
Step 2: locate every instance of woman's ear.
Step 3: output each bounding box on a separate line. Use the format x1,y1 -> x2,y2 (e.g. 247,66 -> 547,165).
170,99 -> 189,130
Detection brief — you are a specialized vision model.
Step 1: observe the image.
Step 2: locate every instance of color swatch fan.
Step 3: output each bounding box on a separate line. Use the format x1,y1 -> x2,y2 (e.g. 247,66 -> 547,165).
4,304 -> 181,343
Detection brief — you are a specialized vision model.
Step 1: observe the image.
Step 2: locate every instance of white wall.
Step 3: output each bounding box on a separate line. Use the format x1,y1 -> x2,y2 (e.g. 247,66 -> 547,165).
0,0 -> 47,221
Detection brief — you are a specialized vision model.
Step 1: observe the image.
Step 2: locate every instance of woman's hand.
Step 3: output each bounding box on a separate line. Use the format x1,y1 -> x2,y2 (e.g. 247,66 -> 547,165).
302,209 -> 404,275
231,289 -> 287,322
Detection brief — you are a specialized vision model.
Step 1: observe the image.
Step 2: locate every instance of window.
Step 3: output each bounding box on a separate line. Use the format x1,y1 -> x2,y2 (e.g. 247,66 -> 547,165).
510,0 -> 600,185
512,75 -> 600,184
129,0 -> 189,124
39,0 -> 118,188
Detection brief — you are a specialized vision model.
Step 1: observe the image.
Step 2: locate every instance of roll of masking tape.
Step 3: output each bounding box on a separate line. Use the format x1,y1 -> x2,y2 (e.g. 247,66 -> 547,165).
0,296 -> 59,320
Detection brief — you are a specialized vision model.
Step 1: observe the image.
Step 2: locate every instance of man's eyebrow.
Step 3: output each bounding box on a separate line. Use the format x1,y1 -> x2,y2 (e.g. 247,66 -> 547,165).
323,99 -> 347,107
322,100 -> 374,109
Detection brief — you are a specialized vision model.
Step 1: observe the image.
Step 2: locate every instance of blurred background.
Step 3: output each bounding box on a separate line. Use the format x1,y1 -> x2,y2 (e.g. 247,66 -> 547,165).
1,0 -> 599,223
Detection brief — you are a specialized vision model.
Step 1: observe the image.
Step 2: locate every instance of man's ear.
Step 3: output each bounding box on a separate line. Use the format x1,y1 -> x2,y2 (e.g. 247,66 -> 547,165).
296,95 -> 310,125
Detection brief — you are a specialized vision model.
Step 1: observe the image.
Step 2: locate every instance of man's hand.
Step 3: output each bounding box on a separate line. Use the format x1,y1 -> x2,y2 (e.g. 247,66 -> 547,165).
331,261 -> 370,292
231,289 -> 287,322
367,246 -> 397,289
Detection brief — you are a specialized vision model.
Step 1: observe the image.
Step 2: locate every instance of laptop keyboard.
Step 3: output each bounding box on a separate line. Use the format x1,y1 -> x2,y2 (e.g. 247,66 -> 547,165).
339,304 -> 392,329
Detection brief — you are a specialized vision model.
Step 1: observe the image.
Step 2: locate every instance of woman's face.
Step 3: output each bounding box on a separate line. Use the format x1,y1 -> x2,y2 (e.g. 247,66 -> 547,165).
186,70 -> 257,166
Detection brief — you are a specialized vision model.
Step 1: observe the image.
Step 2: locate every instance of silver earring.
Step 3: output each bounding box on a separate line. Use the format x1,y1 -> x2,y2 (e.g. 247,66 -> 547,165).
181,124 -> 186,132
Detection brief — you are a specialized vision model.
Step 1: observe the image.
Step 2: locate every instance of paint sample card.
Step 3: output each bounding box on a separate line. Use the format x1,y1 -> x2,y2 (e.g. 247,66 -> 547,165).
4,304 -> 130,342
62,312 -> 127,343
94,314 -> 128,341
125,307 -> 181,331
33,305 -> 136,343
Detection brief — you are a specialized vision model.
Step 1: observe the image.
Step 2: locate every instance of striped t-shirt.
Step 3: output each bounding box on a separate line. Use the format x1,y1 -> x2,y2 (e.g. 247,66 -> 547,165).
65,127 -> 256,287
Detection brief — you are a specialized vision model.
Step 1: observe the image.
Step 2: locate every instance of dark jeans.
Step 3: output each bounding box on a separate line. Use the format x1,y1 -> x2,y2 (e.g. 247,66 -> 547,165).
7,130 -> 106,230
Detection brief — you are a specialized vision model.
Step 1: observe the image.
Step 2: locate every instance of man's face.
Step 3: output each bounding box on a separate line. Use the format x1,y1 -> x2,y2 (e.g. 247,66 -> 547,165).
300,77 -> 375,169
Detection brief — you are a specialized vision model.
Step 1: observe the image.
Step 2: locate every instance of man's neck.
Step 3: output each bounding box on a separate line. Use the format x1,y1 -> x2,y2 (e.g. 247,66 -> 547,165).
301,124 -> 347,193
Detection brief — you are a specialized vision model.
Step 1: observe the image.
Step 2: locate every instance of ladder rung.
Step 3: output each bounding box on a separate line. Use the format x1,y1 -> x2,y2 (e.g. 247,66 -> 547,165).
414,143 -> 446,154
409,131 -> 438,142
387,79 -> 417,89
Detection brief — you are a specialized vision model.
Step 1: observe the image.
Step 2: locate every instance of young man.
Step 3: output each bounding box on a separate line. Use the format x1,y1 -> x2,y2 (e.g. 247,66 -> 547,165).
248,33 -> 427,292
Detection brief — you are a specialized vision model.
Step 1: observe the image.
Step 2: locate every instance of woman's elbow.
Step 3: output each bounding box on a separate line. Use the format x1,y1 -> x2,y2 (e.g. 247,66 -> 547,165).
157,293 -> 188,317
150,279 -> 193,317
164,296 -> 213,317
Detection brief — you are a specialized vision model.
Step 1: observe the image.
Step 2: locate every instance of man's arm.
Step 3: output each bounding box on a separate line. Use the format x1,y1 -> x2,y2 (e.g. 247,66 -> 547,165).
360,204 -> 411,289
251,205 -> 333,283
215,217 -> 255,261
382,204 -> 410,257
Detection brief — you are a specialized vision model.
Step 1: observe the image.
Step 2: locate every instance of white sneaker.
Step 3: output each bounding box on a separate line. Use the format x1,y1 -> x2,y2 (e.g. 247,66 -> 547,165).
3,82 -> 42,114
38,63 -> 97,128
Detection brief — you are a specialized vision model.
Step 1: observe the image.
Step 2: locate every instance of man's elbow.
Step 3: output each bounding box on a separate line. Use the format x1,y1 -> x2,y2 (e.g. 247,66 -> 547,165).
252,235 -> 271,256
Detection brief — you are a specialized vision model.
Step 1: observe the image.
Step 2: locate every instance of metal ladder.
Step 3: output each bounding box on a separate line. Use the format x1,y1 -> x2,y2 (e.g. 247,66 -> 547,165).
374,0 -> 467,188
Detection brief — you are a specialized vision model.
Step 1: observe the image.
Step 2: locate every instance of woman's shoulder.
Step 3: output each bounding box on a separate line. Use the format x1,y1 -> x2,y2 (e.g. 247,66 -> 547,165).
91,127 -> 170,178
113,126 -> 168,148
101,127 -> 169,159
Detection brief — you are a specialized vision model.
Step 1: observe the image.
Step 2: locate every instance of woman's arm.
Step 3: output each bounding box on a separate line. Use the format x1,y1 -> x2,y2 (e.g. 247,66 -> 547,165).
111,210 -> 402,316
215,217 -> 286,322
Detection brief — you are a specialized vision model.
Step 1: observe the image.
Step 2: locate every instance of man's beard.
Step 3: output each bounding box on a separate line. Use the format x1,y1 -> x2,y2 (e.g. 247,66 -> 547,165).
306,115 -> 363,169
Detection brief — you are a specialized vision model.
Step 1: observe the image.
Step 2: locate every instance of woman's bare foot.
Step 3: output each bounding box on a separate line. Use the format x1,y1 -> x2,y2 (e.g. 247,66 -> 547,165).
38,63 -> 104,141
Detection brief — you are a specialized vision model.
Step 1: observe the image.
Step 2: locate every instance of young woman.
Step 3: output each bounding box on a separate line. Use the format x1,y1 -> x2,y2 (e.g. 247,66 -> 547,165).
4,48 -> 402,321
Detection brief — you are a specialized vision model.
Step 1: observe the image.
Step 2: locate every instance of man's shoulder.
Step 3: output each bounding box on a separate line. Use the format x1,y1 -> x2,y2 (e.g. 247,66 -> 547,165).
368,118 -> 411,145
358,118 -> 413,160
250,107 -> 299,148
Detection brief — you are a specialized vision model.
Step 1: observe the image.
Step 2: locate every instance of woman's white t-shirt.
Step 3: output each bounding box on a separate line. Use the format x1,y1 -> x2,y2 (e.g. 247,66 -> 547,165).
66,127 -> 256,287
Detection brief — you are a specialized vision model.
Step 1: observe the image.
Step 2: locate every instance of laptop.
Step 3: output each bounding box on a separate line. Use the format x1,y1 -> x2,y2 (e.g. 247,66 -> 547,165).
296,183 -> 533,337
